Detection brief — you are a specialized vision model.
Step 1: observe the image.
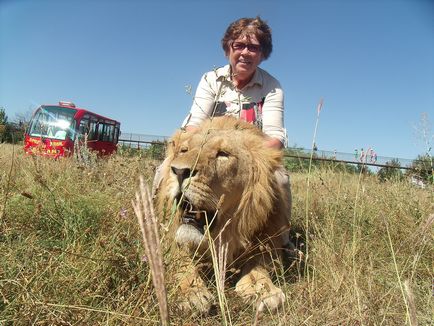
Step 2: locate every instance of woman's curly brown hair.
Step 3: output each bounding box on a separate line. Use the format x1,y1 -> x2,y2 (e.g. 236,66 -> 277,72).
221,16 -> 273,60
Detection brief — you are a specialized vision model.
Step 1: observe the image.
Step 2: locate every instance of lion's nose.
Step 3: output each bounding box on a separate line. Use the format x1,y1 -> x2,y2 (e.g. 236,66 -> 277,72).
171,166 -> 197,187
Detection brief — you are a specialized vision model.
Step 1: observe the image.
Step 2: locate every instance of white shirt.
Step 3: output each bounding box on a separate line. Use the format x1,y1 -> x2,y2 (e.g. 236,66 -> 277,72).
182,65 -> 287,146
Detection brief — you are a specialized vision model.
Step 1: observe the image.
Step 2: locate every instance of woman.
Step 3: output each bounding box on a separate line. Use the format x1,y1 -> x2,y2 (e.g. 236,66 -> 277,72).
182,16 -> 286,150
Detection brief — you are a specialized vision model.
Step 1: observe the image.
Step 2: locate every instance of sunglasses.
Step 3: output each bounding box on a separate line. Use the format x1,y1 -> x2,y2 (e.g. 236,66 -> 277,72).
231,42 -> 261,53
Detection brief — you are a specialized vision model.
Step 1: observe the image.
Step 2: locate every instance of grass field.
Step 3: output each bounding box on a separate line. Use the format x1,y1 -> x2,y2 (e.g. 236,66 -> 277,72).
0,143 -> 432,325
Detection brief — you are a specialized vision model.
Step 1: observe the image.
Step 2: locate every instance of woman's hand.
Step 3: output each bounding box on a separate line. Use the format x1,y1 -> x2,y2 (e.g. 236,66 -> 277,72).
264,137 -> 283,150
185,125 -> 199,133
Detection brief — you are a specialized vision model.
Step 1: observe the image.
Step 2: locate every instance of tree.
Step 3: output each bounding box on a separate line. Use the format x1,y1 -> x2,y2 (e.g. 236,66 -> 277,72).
146,142 -> 166,160
377,158 -> 403,182
406,154 -> 433,185
0,107 -> 7,124
0,107 -> 27,143
412,112 -> 433,184
13,108 -> 33,131
0,107 -> 9,142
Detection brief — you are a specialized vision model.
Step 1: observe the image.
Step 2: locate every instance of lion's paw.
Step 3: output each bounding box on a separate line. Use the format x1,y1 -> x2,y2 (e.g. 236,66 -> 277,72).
235,271 -> 286,313
257,287 -> 285,312
178,287 -> 215,316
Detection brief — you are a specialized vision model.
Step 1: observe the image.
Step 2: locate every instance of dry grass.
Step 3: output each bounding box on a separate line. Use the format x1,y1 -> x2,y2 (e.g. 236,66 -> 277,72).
133,177 -> 169,325
0,143 -> 432,325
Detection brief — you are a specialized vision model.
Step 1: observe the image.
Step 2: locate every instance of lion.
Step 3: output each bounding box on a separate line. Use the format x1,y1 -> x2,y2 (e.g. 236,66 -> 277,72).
155,116 -> 291,314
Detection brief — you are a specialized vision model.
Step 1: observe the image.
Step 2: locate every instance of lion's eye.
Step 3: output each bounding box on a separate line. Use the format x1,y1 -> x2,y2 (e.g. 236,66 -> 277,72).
180,146 -> 188,153
216,150 -> 230,158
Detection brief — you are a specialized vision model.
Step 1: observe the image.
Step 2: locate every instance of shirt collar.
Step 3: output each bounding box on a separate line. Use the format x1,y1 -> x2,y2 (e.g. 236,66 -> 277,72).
216,65 -> 263,88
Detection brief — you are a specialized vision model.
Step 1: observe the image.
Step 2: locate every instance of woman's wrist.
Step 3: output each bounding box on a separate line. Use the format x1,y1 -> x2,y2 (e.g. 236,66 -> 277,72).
264,138 -> 283,150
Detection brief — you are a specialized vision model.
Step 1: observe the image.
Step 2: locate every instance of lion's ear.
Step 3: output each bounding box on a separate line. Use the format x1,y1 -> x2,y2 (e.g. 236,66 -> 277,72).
167,128 -> 194,157
166,136 -> 179,158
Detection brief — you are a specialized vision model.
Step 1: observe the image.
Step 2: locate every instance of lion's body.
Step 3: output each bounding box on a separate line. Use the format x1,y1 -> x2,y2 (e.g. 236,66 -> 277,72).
156,116 -> 291,313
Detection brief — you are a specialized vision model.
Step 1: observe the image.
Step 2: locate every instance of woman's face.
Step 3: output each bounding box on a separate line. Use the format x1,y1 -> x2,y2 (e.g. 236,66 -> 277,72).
227,34 -> 262,82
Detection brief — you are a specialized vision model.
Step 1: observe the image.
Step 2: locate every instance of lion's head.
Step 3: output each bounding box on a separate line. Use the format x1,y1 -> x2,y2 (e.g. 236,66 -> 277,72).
156,116 -> 291,265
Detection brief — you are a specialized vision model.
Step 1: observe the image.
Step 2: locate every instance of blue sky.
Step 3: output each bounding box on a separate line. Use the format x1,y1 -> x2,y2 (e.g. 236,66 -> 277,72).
1,0 -> 433,159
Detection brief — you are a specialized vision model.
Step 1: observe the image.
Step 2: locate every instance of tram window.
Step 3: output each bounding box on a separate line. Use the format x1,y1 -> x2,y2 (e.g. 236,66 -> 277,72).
104,124 -> 115,142
97,123 -> 104,141
76,115 -> 118,143
88,118 -> 98,140
78,117 -> 90,138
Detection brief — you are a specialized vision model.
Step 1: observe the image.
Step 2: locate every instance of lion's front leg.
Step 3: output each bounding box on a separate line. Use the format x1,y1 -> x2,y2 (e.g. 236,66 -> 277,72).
177,263 -> 215,315
235,266 -> 285,313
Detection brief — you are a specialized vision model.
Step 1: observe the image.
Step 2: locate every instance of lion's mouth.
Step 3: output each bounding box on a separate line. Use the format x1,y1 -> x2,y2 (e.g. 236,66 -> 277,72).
178,196 -> 216,234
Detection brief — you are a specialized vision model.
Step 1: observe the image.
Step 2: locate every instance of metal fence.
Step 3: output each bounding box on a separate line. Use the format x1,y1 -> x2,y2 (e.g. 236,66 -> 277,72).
118,133 -> 168,149
118,133 -> 424,170
285,148 -> 417,170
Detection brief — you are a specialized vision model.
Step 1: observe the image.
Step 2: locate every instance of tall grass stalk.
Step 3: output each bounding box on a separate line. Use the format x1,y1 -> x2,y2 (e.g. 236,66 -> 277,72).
205,215 -> 232,326
351,162 -> 366,322
410,213 -> 434,281
304,98 -> 323,283
0,142 -> 15,222
403,280 -> 418,326
383,215 -> 412,325
33,301 -> 155,322
133,176 -> 169,326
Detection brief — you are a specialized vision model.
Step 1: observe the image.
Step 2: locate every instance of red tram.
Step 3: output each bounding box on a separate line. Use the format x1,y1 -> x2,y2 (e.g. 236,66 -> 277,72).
24,101 -> 120,158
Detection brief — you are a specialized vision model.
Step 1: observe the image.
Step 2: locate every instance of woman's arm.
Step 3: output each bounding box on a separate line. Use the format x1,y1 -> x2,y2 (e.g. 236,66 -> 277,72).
182,73 -> 217,128
261,82 -> 286,148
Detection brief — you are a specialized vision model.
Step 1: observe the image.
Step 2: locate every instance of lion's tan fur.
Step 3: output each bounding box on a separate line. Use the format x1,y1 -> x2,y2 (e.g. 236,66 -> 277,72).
156,116 -> 291,312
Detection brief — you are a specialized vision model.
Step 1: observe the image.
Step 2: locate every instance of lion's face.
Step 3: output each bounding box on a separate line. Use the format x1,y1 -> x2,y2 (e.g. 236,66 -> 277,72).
158,117 -> 286,252
170,130 -> 251,240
